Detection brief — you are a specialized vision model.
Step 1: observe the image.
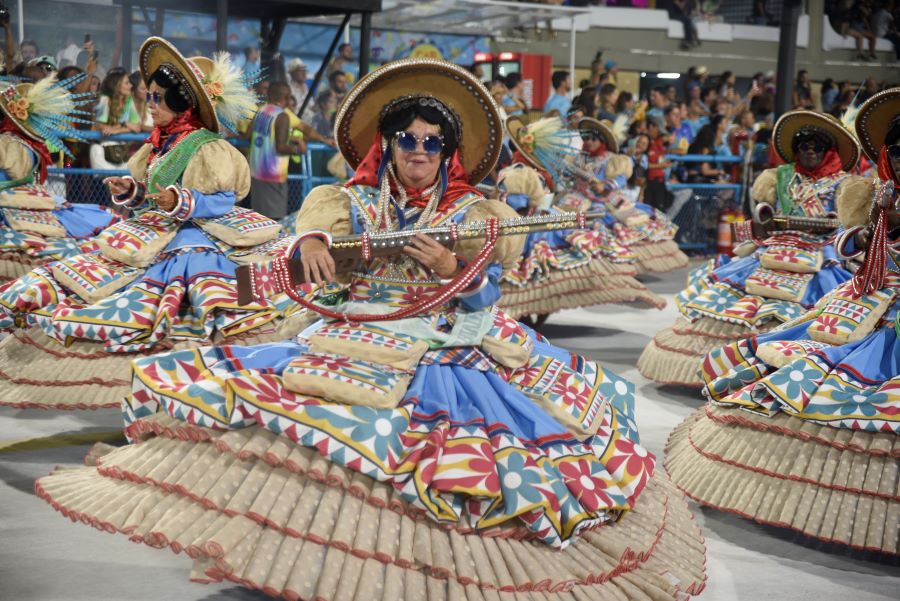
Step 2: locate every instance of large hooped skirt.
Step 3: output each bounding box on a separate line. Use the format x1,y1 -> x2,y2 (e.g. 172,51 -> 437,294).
0,326 -> 284,411
631,240 -> 689,275
665,403 -> 899,556
636,317 -> 756,388
37,412 -> 709,600
499,259 -> 666,319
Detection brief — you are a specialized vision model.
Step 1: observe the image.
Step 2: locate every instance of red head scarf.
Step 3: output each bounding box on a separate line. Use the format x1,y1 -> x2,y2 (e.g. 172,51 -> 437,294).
582,138 -> 608,158
345,132 -> 479,209
877,145 -> 900,187
793,147 -> 843,179
146,106 -> 204,156
0,118 -> 53,184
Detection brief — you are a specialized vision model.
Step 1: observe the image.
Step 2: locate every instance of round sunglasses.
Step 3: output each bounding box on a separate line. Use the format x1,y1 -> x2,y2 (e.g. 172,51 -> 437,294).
796,140 -> 828,153
145,91 -> 162,106
394,131 -> 444,155
580,132 -> 602,142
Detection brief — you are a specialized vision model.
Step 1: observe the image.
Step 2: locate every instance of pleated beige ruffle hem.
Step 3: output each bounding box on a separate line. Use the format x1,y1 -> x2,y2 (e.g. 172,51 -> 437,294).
37,413 -> 709,600
666,403 -> 899,556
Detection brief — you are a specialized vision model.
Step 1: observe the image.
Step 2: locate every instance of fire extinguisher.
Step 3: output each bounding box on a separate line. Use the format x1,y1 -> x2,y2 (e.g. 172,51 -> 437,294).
717,208 -> 741,256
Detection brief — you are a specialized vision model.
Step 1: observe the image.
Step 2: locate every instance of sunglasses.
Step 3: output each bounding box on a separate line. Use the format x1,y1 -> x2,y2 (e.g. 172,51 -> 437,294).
394,131 -> 444,155
887,144 -> 900,160
145,91 -> 162,106
797,140 -> 828,153
580,133 -> 601,142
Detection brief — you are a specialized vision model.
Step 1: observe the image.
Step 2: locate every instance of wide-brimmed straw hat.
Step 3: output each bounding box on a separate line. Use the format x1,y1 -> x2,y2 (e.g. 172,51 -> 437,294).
139,37 -> 220,133
576,117 -> 618,153
854,87 -> 900,162
772,110 -> 859,172
334,58 -> 502,185
0,83 -> 42,142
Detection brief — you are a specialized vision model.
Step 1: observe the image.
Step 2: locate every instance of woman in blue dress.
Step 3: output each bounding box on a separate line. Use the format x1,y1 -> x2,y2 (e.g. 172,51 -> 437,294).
0,38 -> 286,410
666,88 -> 900,556
638,111 -> 860,388
34,58 -> 708,600
0,76 -> 117,281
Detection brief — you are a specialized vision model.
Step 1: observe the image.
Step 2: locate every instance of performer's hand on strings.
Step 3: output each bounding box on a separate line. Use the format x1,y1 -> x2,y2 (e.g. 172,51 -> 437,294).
103,176 -> 132,197
404,233 -> 457,278
300,238 -> 336,286
146,184 -> 178,212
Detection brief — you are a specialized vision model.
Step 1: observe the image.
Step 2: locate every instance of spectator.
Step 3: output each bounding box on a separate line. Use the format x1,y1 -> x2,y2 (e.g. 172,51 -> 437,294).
242,47 -> 261,72
792,69 -> 815,109
820,79 -> 839,112
665,104 -> 693,154
597,83 -> 618,122
646,85 -> 670,121
604,60 -> 619,87
684,98 -> 709,136
20,40 -> 38,64
575,85 -> 600,120
644,118 -> 672,211
287,58 -> 314,121
686,115 -> 728,183
874,0 -> 900,59
128,70 -> 153,132
668,0 -> 700,50
490,79 -> 509,113
502,72 -> 527,117
468,63 -> 486,82
859,75 -> 880,103
614,91 -> 636,120
328,43 -> 357,83
626,132 -> 651,201
699,86 -> 718,114
249,81 -> 304,220
751,0 -> 776,25
828,0 -> 878,60
544,70 -> 572,116
90,69 -> 140,170
328,70 -> 348,105
311,89 -> 338,139
716,70 -> 736,99
254,80 -> 271,101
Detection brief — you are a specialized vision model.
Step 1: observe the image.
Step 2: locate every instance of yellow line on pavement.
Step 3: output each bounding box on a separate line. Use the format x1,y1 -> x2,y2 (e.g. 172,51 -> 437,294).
0,431 -> 125,454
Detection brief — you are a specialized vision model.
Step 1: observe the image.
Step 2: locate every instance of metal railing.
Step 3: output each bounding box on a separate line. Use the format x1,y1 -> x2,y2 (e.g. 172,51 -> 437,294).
664,153 -> 745,253
52,133 -> 338,213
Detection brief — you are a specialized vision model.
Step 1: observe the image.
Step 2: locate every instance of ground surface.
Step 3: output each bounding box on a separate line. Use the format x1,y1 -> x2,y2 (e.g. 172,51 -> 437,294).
0,263 -> 897,600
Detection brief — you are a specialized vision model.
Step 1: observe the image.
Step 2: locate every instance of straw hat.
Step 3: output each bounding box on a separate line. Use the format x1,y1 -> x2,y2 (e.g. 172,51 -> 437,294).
772,110 -> 859,172
854,86 -> 900,162
577,117 -> 618,153
139,37 -> 221,133
0,83 -> 42,142
334,58 -> 502,185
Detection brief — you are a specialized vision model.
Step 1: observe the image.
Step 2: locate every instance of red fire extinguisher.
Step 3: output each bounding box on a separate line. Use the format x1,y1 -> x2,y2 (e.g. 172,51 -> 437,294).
717,208 -> 742,256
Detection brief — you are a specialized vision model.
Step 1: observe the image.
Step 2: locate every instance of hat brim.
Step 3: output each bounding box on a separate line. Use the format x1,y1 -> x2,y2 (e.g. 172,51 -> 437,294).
854,87 -> 900,162
504,112 -> 546,171
773,110 -> 859,172
139,37 -> 219,133
334,59 -> 502,185
0,93 -> 40,143
576,117 -> 618,153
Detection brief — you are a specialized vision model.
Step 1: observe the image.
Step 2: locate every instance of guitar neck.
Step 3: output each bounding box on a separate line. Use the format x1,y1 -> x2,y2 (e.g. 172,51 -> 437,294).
771,215 -> 840,233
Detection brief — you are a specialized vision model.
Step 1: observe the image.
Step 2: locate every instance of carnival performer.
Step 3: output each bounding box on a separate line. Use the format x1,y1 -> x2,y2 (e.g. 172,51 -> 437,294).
556,117 -> 689,274
665,88 -> 900,556
499,115 -> 665,325
34,59 -> 708,600
0,37 -> 287,410
0,76 -> 118,280
638,111 -> 860,387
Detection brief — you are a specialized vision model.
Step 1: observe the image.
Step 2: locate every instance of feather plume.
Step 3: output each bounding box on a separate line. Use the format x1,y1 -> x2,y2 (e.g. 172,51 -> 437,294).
26,75 -> 75,118
206,52 -> 259,133
517,116 -> 580,182
611,114 -> 629,145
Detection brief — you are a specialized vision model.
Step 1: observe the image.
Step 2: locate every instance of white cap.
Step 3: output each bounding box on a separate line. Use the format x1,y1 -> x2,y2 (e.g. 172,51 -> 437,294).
288,58 -> 308,72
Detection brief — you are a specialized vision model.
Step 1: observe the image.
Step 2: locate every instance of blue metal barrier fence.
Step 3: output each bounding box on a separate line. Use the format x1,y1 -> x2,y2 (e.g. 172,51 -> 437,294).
664,153 -> 745,254
52,134 -> 338,214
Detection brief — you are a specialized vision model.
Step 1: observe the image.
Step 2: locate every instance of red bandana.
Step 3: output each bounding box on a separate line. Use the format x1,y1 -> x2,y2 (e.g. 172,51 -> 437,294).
345,133 -> 480,209
877,145 -> 900,187
146,107 -> 204,159
794,148 -> 843,179
0,118 -> 53,183
582,139 -> 609,158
